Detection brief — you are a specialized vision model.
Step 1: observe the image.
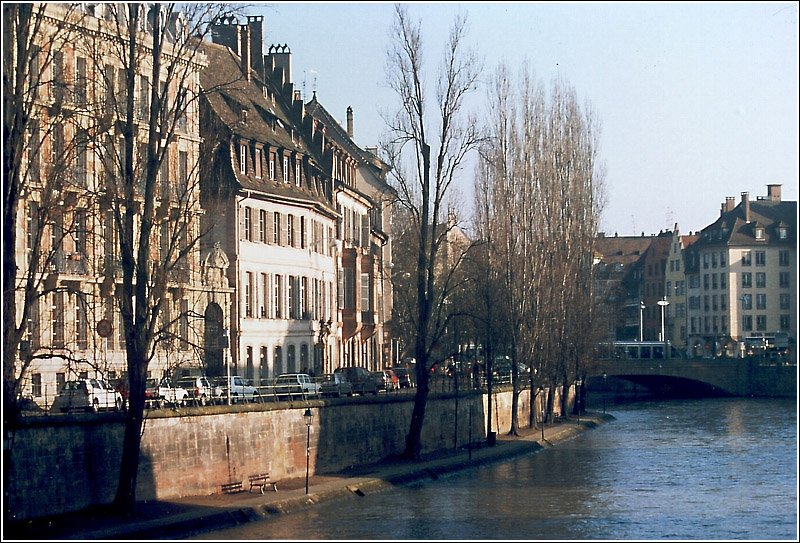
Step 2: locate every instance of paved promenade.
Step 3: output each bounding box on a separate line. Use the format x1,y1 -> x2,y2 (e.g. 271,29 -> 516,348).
5,413 -> 613,540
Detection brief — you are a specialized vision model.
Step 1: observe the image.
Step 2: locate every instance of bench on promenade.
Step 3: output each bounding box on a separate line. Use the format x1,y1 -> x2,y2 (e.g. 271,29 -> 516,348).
221,480 -> 243,494
248,473 -> 277,493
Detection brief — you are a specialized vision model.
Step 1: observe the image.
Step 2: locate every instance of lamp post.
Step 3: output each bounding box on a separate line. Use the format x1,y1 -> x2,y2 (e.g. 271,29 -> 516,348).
303,408 -> 313,494
575,379 -> 582,423
657,297 -> 670,343
538,385 -> 545,441
602,372 -> 607,414
639,301 -> 645,341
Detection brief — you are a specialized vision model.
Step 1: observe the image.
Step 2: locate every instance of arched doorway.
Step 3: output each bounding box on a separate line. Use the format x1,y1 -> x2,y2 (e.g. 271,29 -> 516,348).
204,303 -> 224,377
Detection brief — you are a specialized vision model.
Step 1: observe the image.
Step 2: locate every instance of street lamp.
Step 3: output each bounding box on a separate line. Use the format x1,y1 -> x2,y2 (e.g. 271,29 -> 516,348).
575,379 -> 582,423
303,408 -> 313,494
639,301 -> 645,341
657,297 -> 670,343
602,372 -> 607,414
538,385 -> 545,441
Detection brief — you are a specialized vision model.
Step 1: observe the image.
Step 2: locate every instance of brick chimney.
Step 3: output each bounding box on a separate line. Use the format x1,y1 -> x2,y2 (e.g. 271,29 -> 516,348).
346,106 -> 353,139
247,16 -> 264,78
239,23 -> 250,81
741,192 -> 750,222
766,184 -> 782,202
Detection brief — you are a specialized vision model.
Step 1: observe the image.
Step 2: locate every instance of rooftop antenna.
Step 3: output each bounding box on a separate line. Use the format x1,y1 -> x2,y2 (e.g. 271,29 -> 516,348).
302,69 -> 318,100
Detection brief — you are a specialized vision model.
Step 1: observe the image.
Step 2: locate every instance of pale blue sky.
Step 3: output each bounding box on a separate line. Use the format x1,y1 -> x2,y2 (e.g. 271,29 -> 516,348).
253,2 -> 798,237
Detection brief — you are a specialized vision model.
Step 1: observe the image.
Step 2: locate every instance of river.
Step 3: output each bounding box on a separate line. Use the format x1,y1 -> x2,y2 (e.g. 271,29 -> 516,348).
190,397 -> 797,540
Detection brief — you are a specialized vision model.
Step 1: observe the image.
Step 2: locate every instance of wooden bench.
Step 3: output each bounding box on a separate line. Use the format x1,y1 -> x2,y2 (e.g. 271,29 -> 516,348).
248,472 -> 277,493
221,480 -> 243,494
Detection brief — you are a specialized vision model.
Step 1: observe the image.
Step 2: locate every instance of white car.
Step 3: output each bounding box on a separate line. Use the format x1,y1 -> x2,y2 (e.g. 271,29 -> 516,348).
145,377 -> 191,408
176,375 -> 223,406
274,373 -> 321,398
219,375 -> 260,403
51,378 -> 123,413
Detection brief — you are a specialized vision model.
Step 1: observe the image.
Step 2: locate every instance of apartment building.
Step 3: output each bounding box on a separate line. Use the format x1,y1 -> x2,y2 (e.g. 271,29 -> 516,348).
663,226 -> 698,350
200,16 -> 394,379
11,4 -> 232,406
684,185 -> 796,357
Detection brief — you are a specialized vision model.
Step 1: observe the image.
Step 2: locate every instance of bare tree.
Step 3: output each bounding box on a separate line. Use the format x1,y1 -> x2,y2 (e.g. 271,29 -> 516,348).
382,5 -> 482,460
476,62 -> 605,428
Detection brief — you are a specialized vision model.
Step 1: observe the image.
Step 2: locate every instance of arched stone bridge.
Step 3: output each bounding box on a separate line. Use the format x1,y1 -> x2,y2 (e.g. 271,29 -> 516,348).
588,357 -> 796,397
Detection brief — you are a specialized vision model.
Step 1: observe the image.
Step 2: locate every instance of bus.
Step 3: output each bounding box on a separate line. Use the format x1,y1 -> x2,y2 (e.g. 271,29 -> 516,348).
598,341 -> 685,361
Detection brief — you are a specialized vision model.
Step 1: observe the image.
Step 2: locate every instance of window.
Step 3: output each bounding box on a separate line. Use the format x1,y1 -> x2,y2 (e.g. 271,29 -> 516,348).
240,144 -> 247,174
282,156 -> 288,183
274,275 -> 283,318
260,347 -> 269,384
243,207 -> 252,241
754,226 -> 764,240
259,209 -> 267,243
361,272 -> 371,313
712,274 -> 718,290
287,214 -> 295,247
274,346 -> 283,376
273,212 -> 281,245
138,75 -> 150,120
300,216 -> 306,249
755,272 -> 766,289
703,274 -> 709,290
756,294 -> 766,310
720,252 -> 726,267
720,274 -> 727,289
756,315 -> 767,331
780,294 -> 791,310
52,291 -> 64,348
741,294 -> 752,310
74,57 -> 87,106
261,273 -> 269,317
741,251 -> 751,266
288,276 -> 296,319
779,272 -> 790,288
254,148 -> 262,178
742,272 -> 752,289
755,251 -> 766,266
269,154 -> 275,180
779,250 -> 790,266
703,254 -> 709,269
301,276 -> 308,318
780,315 -> 791,330
245,272 -> 253,317
742,315 -> 753,332
178,150 -> 188,198
703,295 -> 710,312
777,226 -> 788,240
32,374 -> 42,397
76,296 -> 87,349
295,160 -> 301,186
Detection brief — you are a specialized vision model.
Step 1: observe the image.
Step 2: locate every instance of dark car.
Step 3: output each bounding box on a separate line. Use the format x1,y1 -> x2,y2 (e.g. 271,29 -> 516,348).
334,366 -> 379,395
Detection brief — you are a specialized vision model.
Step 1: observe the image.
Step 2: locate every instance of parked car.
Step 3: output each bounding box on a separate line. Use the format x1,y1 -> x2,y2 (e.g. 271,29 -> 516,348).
218,375 -> 260,403
144,377 -> 191,408
320,373 -> 354,397
176,375 -> 222,406
334,366 -> 379,395
51,378 -> 123,413
393,367 -> 415,388
273,373 -> 320,398
371,370 -> 399,391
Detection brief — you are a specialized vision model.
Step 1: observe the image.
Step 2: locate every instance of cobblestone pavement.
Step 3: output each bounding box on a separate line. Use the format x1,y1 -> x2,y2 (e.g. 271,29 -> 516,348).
5,414 -> 612,540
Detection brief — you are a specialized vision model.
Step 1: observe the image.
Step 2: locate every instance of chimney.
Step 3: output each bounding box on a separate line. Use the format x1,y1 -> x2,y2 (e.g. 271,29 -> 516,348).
767,184 -> 782,202
247,16 -> 264,77
211,15 -> 241,54
268,44 -> 292,87
346,106 -> 354,139
741,192 -> 750,222
725,197 -> 735,212
239,23 -> 250,81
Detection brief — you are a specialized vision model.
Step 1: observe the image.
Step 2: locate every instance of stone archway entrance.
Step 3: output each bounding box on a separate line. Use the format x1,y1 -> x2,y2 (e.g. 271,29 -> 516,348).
204,303 -> 224,377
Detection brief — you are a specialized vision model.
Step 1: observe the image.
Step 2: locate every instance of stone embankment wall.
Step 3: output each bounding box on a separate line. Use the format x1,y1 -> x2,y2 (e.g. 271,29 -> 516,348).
5,387 -> 563,521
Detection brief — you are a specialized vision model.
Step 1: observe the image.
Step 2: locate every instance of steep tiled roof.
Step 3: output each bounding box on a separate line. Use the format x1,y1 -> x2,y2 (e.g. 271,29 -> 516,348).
595,235 -> 654,267
694,198 -> 796,247
199,40 -> 331,209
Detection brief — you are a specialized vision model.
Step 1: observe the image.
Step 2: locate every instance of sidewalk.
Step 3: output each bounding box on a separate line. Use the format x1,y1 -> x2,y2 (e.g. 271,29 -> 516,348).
5,413 -> 613,540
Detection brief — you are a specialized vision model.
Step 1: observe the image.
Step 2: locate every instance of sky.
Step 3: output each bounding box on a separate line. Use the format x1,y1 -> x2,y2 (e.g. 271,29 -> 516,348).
251,1 -> 798,237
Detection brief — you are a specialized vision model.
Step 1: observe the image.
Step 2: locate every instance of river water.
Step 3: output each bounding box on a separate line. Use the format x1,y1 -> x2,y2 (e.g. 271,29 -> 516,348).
191,398 -> 797,540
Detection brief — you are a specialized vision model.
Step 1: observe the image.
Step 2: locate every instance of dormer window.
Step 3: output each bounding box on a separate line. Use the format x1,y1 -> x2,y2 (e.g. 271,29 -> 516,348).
239,144 -> 246,174
777,226 -> 788,240
754,225 -> 765,240
283,156 -> 288,183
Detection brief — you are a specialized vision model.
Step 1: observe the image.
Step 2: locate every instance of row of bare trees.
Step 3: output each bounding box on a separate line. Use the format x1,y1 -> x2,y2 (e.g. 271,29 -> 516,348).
383,6 -> 606,457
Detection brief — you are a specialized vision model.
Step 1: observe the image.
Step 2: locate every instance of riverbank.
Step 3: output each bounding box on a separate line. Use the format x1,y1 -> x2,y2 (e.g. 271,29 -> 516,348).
5,413 -> 613,540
